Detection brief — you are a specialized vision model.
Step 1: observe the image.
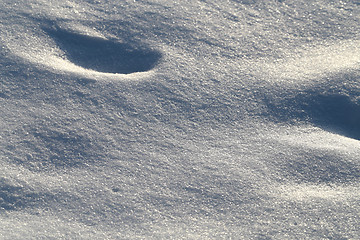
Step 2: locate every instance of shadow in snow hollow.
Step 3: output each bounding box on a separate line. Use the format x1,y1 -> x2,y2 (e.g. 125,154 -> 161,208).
44,26 -> 162,74
267,91 -> 360,141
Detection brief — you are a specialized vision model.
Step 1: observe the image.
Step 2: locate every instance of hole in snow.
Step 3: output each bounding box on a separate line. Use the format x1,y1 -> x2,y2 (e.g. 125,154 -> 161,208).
267,92 -> 360,140
44,26 -> 162,74
304,94 -> 360,140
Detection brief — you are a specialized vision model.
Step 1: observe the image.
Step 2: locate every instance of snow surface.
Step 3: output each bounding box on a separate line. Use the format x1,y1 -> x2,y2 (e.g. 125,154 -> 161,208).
1,0 -> 360,239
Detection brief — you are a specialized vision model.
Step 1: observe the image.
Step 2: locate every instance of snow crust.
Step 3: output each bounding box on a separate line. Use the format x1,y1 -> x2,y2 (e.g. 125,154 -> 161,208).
1,0 -> 359,239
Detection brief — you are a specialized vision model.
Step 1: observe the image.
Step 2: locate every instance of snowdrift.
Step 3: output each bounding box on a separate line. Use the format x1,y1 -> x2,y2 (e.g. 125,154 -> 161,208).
1,0 -> 359,239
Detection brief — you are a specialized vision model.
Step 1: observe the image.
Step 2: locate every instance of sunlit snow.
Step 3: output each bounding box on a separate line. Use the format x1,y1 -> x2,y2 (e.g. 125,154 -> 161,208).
1,0 -> 359,239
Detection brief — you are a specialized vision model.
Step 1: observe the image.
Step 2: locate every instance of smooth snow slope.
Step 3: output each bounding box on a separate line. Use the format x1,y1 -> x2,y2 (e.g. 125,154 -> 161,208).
1,0 -> 360,239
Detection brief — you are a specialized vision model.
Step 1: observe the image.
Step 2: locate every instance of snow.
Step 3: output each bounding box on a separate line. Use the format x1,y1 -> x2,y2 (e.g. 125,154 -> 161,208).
1,0 -> 360,239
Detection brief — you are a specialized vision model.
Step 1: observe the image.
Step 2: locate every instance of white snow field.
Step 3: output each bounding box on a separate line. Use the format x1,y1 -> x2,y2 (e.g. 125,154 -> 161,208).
1,0 -> 360,239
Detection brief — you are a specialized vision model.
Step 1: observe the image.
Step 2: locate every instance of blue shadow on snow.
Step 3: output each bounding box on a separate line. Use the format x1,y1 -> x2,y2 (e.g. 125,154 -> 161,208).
43,26 -> 162,74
